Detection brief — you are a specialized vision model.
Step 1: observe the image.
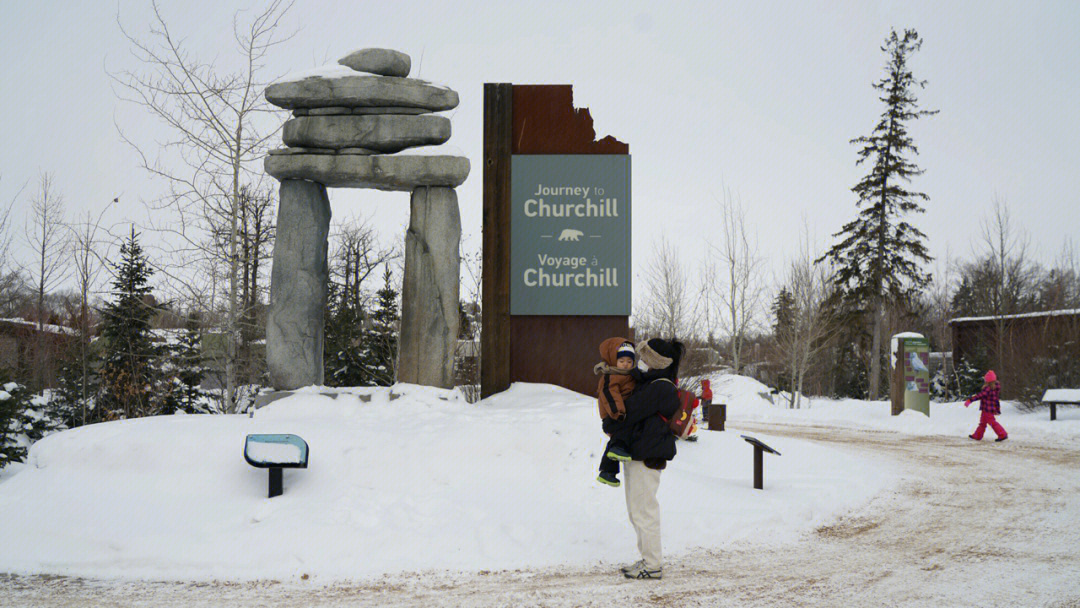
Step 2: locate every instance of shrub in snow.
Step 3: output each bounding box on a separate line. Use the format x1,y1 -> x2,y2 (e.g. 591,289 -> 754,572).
0,376 -> 64,467
51,339 -> 102,428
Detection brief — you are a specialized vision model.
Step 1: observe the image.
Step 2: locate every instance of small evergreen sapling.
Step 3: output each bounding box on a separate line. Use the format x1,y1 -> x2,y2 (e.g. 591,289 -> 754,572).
174,324 -> 209,414
363,267 -> 400,387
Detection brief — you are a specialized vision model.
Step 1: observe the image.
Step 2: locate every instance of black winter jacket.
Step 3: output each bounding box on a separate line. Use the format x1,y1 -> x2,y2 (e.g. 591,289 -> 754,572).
620,371 -> 680,465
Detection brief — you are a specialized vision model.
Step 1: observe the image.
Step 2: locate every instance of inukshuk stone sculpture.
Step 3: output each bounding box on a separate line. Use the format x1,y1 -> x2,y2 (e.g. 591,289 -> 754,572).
263,48 -> 469,390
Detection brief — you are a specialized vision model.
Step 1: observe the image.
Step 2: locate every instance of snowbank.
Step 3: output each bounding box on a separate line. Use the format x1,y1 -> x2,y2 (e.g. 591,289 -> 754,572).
0,383 -> 894,582
708,374 -> 1080,443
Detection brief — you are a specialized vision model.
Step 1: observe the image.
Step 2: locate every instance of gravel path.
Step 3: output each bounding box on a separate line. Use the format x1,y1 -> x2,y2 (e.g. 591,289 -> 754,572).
4,423 -> 1079,607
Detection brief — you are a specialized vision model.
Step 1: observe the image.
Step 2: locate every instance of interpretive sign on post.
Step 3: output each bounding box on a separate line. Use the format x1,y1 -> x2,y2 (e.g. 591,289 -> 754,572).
891,333 -> 930,417
510,155 -> 631,315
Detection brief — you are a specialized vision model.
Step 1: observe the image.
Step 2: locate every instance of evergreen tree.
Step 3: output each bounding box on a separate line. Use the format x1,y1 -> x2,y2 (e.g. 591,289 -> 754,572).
0,375 -> 22,466
156,319 -> 209,415
363,267 -> 400,387
771,288 -> 796,389
324,276 -> 370,387
772,288 -> 796,341
98,226 -> 158,419
52,338 -> 101,427
953,356 -> 988,400
0,375 -> 63,466
174,321 -> 209,413
820,28 -> 937,401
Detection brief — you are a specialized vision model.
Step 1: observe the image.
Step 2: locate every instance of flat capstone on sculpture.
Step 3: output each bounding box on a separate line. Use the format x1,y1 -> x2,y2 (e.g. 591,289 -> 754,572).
264,47 -> 469,390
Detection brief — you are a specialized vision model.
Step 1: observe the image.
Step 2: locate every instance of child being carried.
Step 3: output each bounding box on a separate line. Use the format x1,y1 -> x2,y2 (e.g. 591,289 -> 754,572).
594,337 -> 637,487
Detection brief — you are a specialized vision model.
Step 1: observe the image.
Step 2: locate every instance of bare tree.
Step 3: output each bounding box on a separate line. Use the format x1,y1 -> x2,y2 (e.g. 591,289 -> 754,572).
66,204 -> 115,424
23,174 -> 70,327
0,176 -> 27,315
455,241 -> 483,402
20,173 -> 70,389
978,198 -> 1032,372
775,233 -> 840,409
705,189 -> 766,373
1043,240 -> 1080,310
925,252 -> 955,353
330,217 -> 398,316
637,238 -> 702,341
113,0 -> 293,412
207,184 -> 276,385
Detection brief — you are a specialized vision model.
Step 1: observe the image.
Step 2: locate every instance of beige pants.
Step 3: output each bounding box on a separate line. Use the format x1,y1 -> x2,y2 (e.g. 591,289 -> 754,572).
623,460 -> 662,569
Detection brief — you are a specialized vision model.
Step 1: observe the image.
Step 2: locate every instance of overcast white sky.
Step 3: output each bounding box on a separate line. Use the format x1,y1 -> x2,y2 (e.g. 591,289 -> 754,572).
2,0 -> 1078,305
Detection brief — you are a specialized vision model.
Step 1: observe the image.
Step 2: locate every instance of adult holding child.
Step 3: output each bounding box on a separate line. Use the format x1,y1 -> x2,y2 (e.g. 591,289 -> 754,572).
616,337 -> 685,580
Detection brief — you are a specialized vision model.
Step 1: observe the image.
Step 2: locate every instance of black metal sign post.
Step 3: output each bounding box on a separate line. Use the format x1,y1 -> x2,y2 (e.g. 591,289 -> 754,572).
268,467 -> 283,498
741,435 -> 781,490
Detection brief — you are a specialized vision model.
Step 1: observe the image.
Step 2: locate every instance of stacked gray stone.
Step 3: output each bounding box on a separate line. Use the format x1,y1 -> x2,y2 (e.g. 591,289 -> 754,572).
264,48 -> 469,390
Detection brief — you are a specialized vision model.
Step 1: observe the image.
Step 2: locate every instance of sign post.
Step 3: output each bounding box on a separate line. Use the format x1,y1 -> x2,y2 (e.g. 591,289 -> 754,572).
891,333 -> 931,416
482,84 -> 630,397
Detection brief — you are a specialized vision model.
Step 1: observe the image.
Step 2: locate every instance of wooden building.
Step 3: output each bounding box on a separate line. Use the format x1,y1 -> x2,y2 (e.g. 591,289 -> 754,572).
0,318 -> 77,386
949,309 -> 1080,399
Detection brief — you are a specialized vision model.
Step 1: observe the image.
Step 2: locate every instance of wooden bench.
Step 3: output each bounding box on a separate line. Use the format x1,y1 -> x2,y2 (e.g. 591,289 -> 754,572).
244,434 -> 309,497
1041,389 -> 1080,421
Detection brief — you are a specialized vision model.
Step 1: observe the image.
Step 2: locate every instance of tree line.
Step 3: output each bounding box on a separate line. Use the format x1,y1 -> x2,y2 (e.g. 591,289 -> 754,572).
3,17 -> 1078,466
634,29 -> 1080,408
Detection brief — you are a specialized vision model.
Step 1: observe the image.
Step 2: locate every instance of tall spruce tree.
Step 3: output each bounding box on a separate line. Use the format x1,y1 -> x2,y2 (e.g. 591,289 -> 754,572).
98,227 -> 158,419
821,28 -> 937,402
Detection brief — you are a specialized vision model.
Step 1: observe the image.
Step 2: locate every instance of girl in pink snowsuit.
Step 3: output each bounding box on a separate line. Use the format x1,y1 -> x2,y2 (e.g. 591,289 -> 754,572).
965,370 -> 1008,442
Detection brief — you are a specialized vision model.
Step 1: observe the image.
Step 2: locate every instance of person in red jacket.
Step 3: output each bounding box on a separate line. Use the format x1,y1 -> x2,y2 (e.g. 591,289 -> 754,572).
700,379 -> 713,420
965,370 -> 1008,442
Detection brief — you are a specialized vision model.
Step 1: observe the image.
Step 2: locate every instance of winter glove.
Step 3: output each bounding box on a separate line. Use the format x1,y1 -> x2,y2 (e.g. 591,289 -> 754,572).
964,399 -> 972,407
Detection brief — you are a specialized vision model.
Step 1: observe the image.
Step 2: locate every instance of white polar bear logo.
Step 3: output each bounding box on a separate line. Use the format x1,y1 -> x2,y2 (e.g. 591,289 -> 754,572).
558,229 -> 584,242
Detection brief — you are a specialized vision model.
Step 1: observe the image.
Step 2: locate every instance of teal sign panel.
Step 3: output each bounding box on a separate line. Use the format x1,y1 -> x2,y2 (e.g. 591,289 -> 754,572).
510,155 -> 631,315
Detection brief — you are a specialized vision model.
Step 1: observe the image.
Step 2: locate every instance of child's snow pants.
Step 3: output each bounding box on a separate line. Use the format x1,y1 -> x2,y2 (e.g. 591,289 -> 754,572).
971,411 -> 1007,440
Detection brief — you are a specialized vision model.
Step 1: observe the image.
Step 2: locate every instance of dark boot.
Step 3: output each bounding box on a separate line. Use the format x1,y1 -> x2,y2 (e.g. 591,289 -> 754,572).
606,445 -> 631,461
596,471 -> 620,487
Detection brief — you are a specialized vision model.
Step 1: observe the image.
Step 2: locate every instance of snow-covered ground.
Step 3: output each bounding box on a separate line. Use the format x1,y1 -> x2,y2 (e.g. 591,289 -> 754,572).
710,374 -> 1080,443
0,382 -> 896,582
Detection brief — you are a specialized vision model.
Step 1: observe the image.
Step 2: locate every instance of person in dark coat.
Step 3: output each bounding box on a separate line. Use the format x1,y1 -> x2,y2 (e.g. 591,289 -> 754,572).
617,337 -> 684,580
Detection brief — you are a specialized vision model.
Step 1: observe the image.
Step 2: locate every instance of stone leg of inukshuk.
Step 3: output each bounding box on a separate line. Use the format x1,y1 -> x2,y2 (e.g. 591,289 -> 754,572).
267,179 -> 331,390
398,186 -> 461,388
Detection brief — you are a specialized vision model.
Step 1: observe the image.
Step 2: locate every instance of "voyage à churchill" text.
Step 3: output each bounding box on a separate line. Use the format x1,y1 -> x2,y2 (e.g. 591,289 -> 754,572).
523,254 -> 620,288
